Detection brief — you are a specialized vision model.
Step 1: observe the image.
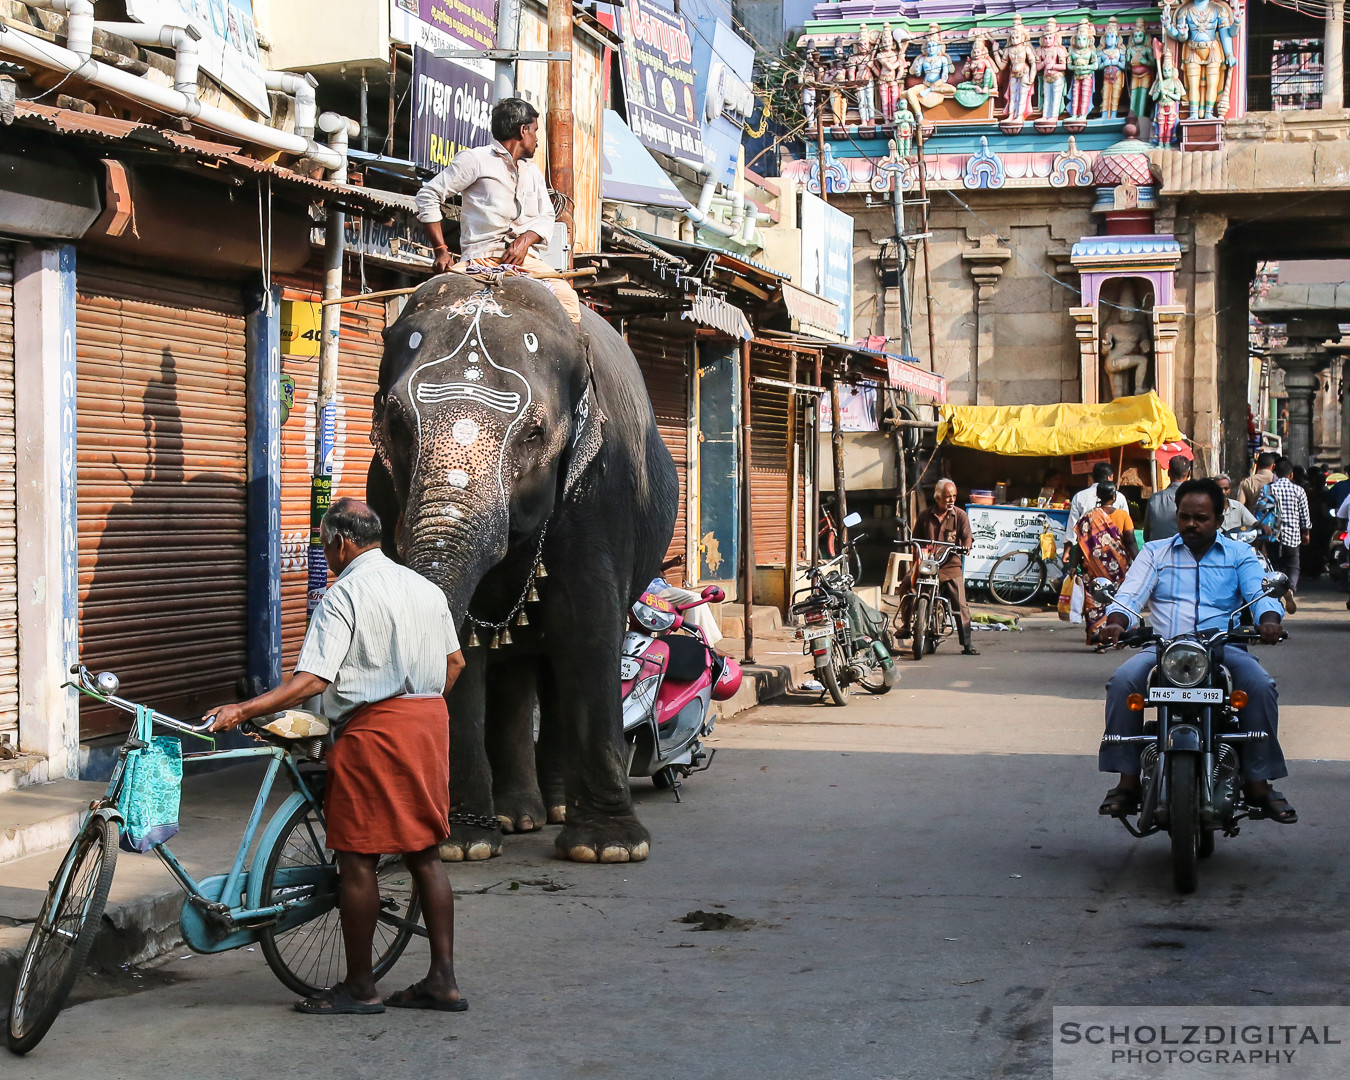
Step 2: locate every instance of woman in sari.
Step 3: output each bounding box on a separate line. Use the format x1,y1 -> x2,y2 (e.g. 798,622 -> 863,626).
1069,482 -> 1138,649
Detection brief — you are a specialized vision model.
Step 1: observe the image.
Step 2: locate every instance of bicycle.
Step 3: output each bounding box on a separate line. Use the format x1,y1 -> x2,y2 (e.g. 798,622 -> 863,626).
986,527 -> 1063,606
6,665 -> 424,1055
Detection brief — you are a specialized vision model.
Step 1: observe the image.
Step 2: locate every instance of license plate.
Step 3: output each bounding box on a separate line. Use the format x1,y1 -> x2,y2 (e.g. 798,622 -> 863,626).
801,626 -> 831,640
1147,687 -> 1223,703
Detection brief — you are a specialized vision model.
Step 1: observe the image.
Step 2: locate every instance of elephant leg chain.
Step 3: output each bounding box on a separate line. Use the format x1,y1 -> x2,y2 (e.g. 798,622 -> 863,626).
449,810 -> 504,831
465,521 -> 550,647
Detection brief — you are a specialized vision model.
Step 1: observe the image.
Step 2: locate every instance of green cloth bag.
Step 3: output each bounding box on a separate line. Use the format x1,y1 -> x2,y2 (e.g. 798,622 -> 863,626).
115,705 -> 183,853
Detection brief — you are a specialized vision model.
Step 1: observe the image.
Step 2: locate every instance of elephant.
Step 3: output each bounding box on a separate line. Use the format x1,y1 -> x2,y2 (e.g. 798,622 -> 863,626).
367,272 -> 678,863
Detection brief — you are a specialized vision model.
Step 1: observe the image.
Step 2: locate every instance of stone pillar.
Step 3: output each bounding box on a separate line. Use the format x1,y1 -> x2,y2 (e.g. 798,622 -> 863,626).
961,235 -> 1012,406
1187,213 -> 1228,474
1271,343 -> 1331,466
1326,0 -> 1345,111
1152,305 -> 1186,409
1071,306 -> 1100,403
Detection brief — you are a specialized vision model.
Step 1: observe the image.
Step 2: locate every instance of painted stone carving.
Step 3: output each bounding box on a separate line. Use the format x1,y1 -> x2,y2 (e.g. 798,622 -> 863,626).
1126,18 -> 1157,117
994,15 -> 1038,126
1161,0 -> 1238,120
906,24 -> 957,121
1037,18 -> 1069,127
1150,55 -> 1185,145
1097,18 -> 1128,118
1067,20 -> 1099,121
1100,283 -> 1154,399
875,24 -> 907,123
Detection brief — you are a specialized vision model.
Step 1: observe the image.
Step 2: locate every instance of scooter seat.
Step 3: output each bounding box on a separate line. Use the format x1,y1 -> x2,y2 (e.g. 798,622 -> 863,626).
256,709 -> 330,741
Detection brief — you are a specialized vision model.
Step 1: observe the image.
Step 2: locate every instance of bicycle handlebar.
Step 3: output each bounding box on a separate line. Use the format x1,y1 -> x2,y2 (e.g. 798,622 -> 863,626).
66,664 -> 216,736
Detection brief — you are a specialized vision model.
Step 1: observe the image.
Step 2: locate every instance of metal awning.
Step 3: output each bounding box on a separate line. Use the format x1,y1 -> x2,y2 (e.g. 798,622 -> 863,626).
780,281 -> 841,342
681,293 -> 751,339
823,342 -> 948,404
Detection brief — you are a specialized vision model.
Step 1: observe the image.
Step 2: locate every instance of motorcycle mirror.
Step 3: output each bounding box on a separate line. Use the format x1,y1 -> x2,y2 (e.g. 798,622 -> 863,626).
1260,572 -> 1290,598
700,585 -> 725,603
1090,576 -> 1117,599
842,511 -> 863,528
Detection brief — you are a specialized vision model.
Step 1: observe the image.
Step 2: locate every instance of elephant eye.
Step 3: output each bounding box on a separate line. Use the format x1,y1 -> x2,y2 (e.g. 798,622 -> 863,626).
523,425 -> 545,444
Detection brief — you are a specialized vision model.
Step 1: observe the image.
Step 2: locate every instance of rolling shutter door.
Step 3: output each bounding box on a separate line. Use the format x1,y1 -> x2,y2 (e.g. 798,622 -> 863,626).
626,325 -> 690,568
76,269 -> 248,738
277,278 -> 385,669
748,343 -> 809,566
0,246 -> 17,742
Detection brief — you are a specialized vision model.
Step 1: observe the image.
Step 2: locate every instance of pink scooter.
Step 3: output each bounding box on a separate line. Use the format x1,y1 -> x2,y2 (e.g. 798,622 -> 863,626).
620,585 -> 743,794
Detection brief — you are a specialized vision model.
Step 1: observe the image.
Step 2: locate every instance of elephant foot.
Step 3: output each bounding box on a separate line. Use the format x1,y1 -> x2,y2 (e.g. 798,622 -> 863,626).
439,825 -> 501,862
492,791 -> 548,834
547,805 -> 566,825
554,808 -> 651,864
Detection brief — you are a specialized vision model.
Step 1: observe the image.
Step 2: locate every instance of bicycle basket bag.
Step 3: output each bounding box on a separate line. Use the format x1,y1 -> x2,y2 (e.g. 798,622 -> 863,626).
115,705 -> 183,853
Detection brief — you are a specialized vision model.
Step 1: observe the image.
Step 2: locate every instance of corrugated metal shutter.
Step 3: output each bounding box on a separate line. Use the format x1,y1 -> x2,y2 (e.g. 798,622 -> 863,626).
748,343 -> 810,566
0,245 -> 17,742
277,276 -> 385,670
76,269 -> 247,738
626,324 -> 689,568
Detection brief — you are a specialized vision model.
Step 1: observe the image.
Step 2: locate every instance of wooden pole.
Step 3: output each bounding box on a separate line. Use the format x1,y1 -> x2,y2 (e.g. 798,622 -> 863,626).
546,0 -> 575,267
740,339 -> 755,664
915,121 -> 937,370
830,369 -> 850,547
786,350 -> 799,599
814,91 -> 830,206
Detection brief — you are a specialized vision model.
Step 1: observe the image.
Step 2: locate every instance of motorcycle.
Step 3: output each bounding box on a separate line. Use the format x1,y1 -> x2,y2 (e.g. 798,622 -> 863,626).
789,515 -> 899,706
1094,571 -> 1290,894
895,538 -> 968,661
1328,525 -> 1349,591
1223,525 -> 1272,572
621,584 -> 743,794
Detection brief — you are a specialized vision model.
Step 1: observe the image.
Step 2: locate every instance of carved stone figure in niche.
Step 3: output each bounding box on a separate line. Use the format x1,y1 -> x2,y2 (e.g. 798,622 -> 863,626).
1100,283 -> 1154,399
962,36 -> 998,102
1161,0 -> 1237,120
1097,18 -> 1127,117
801,46 -> 824,123
906,24 -> 957,121
1038,18 -> 1069,124
875,27 -> 907,122
994,15 -> 1038,124
894,100 -> 915,158
1126,18 -> 1156,117
1067,20 -> 1099,121
1150,54 -> 1184,145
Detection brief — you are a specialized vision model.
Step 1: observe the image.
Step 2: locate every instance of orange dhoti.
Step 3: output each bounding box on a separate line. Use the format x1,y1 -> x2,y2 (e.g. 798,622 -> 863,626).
324,694 -> 450,854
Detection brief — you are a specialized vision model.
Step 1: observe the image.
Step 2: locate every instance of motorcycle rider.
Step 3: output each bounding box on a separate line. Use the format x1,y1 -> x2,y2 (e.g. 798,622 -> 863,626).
1217,473 -> 1264,535
901,479 -> 979,655
1096,478 -> 1296,824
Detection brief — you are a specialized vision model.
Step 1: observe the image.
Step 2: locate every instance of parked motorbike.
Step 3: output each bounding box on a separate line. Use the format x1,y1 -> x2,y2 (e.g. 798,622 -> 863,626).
789,514 -> 899,706
1328,526 -> 1349,591
621,585 -> 742,794
1094,572 -> 1289,894
895,538 -> 968,661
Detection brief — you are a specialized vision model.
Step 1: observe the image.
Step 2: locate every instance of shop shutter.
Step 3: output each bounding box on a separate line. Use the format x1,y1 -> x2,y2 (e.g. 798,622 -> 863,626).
0,245 -> 17,742
625,324 -> 690,569
748,342 -> 810,566
277,277 -> 385,670
75,269 -> 248,738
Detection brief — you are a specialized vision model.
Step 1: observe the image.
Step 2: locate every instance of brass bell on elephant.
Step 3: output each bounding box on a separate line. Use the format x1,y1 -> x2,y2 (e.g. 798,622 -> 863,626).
527,584 -> 540,603
500,627 -> 514,646
488,630 -> 501,650
515,610 -> 529,627
535,562 -> 548,579
467,628 -> 482,648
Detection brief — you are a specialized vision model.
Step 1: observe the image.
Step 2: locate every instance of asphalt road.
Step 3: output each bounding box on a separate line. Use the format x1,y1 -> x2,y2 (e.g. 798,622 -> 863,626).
8,587 -> 1350,1080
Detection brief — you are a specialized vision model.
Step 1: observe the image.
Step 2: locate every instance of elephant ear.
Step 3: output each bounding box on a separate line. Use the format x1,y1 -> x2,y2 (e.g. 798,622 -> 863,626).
563,337 -> 606,499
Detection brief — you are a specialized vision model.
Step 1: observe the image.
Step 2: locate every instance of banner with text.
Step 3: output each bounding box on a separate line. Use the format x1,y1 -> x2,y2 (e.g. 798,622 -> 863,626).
126,0 -> 268,114
616,0 -> 704,165
411,46 -> 493,172
392,0 -> 497,50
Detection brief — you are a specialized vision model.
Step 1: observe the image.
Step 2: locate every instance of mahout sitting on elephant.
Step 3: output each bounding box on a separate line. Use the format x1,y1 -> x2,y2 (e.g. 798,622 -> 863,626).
368,271 -> 678,863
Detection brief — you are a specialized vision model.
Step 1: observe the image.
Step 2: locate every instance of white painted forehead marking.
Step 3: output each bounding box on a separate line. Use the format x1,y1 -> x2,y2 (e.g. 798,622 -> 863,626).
416,383 -> 520,412
447,469 -> 469,488
464,367 -> 482,381
452,418 -> 479,446
409,331 -> 423,348
523,333 -> 539,353
468,351 -> 480,364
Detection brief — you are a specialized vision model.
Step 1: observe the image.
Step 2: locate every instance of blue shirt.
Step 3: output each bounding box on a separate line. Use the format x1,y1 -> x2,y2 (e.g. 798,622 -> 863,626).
1106,533 -> 1282,637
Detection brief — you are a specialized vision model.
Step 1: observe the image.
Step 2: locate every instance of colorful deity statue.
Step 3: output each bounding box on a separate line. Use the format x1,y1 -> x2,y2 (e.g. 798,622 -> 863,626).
854,24 -> 878,125
1126,18 -> 1157,117
827,40 -> 851,127
801,46 -> 824,123
1066,20 -> 1099,120
1038,18 -> 1069,124
993,15 -> 1038,123
1096,18 -> 1127,117
905,24 -> 957,121
894,100 -> 916,158
962,36 -> 999,102
875,25 -> 907,123
1161,0 -> 1238,120
1150,54 -> 1185,145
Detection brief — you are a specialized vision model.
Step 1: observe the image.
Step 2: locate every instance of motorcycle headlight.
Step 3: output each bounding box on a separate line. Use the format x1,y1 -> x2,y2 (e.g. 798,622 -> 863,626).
1160,641 -> 1209,688
920,558 -> 939,574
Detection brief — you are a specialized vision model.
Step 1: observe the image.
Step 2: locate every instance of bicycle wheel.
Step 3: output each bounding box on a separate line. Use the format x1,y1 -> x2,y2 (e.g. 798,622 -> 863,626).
257,800 -> 421,998
7,816 -> 118,1055
988,551 -> 1047,606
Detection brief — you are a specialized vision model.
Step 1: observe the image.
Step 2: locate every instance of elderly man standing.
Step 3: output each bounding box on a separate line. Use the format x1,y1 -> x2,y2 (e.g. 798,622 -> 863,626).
206,499 -> 467,1015
902,479 -> 979,655
414,97 -> 580,325
1144,454 -> 1192,541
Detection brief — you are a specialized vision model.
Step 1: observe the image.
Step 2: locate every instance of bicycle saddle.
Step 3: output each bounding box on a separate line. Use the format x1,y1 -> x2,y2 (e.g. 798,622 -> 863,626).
255,709 -> 330,740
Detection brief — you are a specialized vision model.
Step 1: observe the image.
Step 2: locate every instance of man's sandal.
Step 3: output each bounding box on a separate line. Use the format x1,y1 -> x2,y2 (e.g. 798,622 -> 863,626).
1247,789 -> 1298,824
294,984 -> 385,1015
1098,786 -> 1140,817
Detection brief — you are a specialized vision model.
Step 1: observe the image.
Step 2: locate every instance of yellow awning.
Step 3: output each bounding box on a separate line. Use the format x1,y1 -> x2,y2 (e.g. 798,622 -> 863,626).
937,392 -> 1185,456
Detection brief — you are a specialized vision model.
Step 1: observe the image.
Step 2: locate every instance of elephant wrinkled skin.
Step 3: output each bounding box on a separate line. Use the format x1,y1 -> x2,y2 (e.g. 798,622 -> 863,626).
367,273 -> 678,863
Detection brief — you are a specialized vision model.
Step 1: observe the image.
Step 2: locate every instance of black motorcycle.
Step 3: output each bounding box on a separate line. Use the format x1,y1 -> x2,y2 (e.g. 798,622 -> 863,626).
1094,571 -> 1290,894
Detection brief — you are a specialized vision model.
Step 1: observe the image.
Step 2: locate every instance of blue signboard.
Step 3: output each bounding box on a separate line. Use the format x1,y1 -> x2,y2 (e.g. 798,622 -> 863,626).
689,17 -> 756,186
799,191 -> 853,340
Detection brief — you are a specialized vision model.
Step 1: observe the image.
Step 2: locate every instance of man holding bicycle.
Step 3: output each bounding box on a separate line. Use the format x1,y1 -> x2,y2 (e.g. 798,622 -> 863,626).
207,499 -> 467,1016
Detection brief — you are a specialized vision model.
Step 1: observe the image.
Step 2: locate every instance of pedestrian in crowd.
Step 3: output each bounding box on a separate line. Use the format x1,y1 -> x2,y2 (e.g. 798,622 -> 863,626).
1144,454 -> 1192,541
1239,451 -> 1278,510
1066,461 -> 1129,536
1267,457 -> 1311,612
1307,463 -> 1332,578
1068,481 -> 1137,650
902,479 -> 979,655
414,97 -> 581,325
206,498 -> 467,1016
1096,478 -> 1296,825
1217,474 -> 1262,535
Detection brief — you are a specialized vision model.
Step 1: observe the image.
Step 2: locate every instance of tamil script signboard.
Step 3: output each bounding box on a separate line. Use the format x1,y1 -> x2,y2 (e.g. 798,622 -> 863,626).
411,46 -> 493,172
392,0 -> 496,49
799,191 -> 853,340
616,0 -> 704,165
126,0 -> 268,114
964,505 -> 1068,587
